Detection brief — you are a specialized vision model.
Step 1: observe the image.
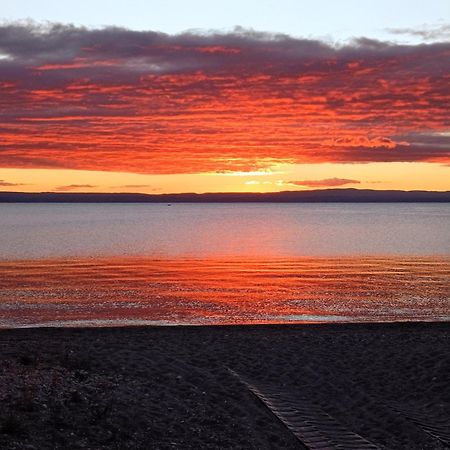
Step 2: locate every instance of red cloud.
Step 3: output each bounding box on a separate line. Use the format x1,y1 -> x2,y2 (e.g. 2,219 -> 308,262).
0,23 -> 449,174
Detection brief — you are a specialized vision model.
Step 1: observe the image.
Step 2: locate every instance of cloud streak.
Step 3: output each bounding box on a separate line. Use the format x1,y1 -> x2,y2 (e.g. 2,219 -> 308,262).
287,178 -> 360,187
387,24 -> 450,41
114,184 -> 153,189
0,179 -> 27,187
0,22 -> 449,174
54,184 -> 97,191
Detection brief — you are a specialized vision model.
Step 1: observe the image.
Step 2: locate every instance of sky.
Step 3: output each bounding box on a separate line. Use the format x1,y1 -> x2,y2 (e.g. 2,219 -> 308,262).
0,1 -> 449,193
2,0 -> 449,42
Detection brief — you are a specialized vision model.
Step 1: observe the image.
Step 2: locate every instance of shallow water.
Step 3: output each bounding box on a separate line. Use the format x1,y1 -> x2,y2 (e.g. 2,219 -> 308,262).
1,256 -> 449,327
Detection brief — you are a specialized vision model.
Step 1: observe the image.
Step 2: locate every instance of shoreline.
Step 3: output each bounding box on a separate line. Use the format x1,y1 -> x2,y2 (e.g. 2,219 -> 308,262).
1,319 -> 450,330
1,322 -> 449,449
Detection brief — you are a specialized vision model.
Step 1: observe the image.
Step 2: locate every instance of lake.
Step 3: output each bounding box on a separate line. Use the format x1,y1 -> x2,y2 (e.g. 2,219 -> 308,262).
1,203 -> 449,258
0,203 -> 449,327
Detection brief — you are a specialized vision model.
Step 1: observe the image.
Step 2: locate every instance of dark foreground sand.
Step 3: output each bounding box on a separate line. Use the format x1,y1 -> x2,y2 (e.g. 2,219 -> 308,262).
0,323 -> 449,449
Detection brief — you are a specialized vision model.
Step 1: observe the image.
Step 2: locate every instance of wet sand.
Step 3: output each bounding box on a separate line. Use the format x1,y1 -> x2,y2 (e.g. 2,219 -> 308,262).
0,323 -> 449,449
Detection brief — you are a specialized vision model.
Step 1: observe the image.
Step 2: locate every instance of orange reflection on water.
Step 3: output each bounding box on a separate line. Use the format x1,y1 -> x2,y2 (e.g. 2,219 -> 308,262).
0,257 -> 449,327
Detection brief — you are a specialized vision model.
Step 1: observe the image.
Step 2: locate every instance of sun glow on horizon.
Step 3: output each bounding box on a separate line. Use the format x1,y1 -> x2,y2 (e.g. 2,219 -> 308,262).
1,162 -> 449,194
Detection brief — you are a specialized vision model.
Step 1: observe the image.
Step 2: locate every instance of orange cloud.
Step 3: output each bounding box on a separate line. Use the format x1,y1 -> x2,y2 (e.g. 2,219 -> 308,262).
0,23 -> 449,174
287,178 -> 360,187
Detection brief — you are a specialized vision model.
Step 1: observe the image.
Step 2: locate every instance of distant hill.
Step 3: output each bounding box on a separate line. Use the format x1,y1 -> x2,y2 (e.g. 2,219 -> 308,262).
0,189 -> 449,202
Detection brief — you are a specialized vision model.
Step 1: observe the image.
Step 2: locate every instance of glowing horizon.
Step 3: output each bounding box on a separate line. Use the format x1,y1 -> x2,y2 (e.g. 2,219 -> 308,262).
1,161 -> 450,194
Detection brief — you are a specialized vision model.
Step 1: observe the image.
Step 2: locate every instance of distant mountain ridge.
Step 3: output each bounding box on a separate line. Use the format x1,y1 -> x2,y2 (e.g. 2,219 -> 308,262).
1,189 -> 449,202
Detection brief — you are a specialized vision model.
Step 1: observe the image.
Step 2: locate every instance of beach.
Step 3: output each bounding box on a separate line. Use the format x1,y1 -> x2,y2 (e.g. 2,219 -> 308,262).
1,5 -> 450,449
0,322 -> 448,449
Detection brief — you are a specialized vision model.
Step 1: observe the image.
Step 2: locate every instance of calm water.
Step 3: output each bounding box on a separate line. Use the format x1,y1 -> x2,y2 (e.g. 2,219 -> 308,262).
0,203 -> 449,327
1,203 -> 449,258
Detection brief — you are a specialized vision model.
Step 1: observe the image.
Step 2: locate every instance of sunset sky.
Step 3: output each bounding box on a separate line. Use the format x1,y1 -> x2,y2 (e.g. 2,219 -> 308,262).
0,1 -> 449,193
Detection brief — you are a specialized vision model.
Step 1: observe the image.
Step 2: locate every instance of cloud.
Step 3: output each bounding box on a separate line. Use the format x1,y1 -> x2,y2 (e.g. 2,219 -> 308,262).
0,22 -> 449,174
54,184 -> 97,191
111,184 -> 161,192
386,24 -> 450,41
0,179 -> 27,186
113,184 -> 153,188
287,178 -> 360,187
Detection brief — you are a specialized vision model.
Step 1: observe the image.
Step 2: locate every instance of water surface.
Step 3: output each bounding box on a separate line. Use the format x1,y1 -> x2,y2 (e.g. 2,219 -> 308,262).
1,203 -> 449,258
1,257 -> 448,328
0,203 -> 449,327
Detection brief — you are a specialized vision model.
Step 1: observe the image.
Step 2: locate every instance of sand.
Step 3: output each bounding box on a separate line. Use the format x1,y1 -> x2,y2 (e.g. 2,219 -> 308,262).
0,323 -> 449,449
